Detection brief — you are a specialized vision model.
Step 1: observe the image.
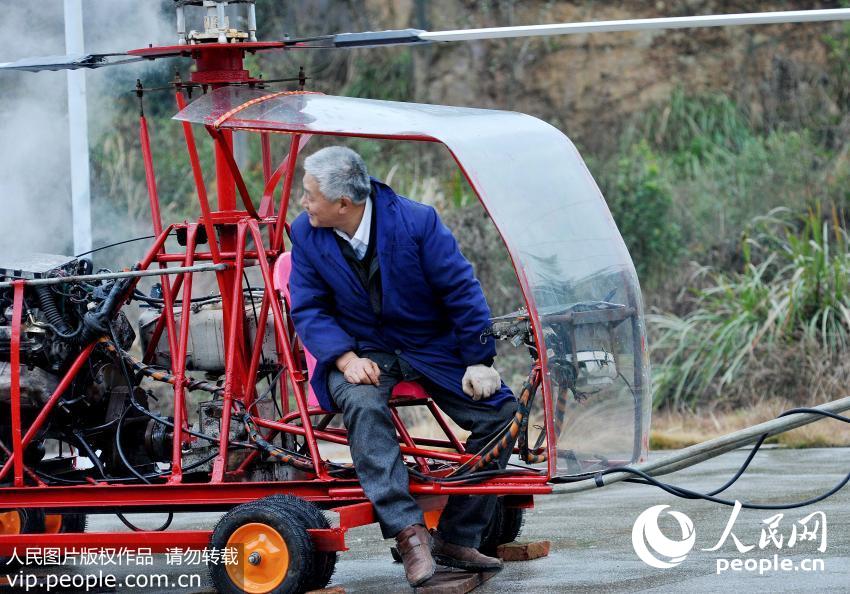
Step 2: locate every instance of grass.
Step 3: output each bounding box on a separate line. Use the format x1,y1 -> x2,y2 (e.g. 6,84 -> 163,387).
649,206 -> 850,409
650,399 -> 850,449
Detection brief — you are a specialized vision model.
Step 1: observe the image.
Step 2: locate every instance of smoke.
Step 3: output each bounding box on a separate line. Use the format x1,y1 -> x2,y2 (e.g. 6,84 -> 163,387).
0,0 -> 174,259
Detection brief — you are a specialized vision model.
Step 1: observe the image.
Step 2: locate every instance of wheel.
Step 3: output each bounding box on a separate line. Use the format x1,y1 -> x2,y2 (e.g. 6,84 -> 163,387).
209,500 -> 314,594
0,508 -> 45,567
498,504 -> 524,545
477,499 -> 504,556
44,513 -> 87,534
253,495 -> 337,591
478,498 -> 525,555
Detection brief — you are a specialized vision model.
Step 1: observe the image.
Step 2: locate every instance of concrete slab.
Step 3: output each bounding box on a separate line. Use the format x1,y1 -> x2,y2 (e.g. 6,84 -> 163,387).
3,447 -> 848,593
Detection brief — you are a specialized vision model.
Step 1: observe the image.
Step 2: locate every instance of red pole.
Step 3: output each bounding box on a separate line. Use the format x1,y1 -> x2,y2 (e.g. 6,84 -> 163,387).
273,134 -> 303,251
251,417 -> 471,465
211,222 -> 249,483
168,224 -> 199,484
247,221 -> 329,479
9,282 -> 25,486
244,291 -> 272,408
142,273 -> 183,364
207,127 -> 259,219
212,127 -> 250,388
139,116 -> 180,359
155,251 -> 263,262
139,114 -> 163,237
137,224 -> 176,270
175,91 -> 221,262
258,150 -> 292,216
215,129 -> 236,211
261,133 -> 272,186
0,343 -> 96,483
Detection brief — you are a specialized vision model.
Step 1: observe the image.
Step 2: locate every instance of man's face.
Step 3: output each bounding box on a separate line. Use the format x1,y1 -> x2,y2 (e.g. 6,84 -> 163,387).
300,173 -> 343,228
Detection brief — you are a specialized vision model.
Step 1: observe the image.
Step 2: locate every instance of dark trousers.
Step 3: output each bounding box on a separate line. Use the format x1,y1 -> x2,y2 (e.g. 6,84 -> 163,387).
328,350 -> 518,547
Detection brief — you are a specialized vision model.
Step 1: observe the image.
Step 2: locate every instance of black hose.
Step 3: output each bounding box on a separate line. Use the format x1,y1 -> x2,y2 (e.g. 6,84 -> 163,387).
113,404 -> 174,532
36,319 -> 84,340
554,407 -> 850,511
115,511 -> 173,533
35,285 -> 72,334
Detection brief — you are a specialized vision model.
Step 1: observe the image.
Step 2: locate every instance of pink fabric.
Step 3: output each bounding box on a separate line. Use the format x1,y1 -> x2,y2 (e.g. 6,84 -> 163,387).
274,252 -> 320,406
273,252 -> 428,407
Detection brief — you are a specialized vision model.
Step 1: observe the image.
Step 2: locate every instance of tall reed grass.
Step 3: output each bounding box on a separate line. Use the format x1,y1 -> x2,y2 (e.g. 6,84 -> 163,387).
650,206 -> 850,409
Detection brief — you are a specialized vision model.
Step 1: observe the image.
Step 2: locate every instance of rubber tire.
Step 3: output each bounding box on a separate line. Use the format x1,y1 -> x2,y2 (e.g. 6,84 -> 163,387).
477,499 -> 504,556
45,513 -> 87,534
498,504 -> 524,545
0,508 -> 45,567
252,495 -> 337,591
209,501 -> 314,594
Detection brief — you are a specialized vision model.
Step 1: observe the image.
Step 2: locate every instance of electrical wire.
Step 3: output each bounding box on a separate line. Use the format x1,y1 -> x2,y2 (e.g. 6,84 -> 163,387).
104,335 -> 558,484
553,407 -> 850,511
241,271 -> 283,419
75,235 -> 156,258
131,287 -> 263,306
246,367 -> 286,415
408,467 -> 542,484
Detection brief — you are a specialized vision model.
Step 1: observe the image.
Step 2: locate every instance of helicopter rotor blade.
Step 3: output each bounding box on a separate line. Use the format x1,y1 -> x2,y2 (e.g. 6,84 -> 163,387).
331,29 -> 427,48
331,8 -> 850,48
5,8 -> 850,68
0,53 -> 142,72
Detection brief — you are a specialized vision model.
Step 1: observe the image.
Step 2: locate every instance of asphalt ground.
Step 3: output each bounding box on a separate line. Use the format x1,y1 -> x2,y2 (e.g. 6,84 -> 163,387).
5,446 -> 849,593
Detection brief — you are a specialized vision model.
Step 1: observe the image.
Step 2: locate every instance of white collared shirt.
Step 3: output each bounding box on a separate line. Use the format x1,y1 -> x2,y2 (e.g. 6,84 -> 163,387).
334,196 -> 372,260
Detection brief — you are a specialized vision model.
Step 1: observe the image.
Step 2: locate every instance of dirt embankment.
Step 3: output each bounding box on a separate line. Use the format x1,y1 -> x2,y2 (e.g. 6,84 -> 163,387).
356,0 -> 845,151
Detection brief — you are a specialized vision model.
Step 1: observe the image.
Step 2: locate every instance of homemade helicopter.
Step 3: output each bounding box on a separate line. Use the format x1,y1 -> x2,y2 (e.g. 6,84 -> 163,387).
1,3 -> 850,593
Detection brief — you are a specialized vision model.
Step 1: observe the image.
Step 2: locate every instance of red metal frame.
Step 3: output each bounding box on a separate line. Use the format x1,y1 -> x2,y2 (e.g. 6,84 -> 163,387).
0,44 -> 549,559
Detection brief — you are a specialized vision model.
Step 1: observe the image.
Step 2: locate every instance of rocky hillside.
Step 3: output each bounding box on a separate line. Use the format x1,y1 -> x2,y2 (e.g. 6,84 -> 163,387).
260,0 -> 847,152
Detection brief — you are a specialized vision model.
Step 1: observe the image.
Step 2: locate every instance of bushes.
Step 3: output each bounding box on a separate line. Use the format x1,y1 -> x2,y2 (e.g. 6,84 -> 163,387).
601,90 -> 840,281
606,141 -> 680,280
649,207 -> 850,409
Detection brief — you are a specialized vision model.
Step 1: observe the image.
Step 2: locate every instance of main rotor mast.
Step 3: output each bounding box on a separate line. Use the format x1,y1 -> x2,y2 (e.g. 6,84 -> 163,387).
131,0 -> 281,85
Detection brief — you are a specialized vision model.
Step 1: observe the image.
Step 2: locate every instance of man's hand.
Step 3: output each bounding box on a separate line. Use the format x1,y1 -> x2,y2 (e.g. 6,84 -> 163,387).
461,364 -> 501,401
336,351 -> 381,386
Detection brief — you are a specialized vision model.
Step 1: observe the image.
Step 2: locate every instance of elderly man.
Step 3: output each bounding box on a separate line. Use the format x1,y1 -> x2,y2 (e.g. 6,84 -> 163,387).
290,146 -> 518,586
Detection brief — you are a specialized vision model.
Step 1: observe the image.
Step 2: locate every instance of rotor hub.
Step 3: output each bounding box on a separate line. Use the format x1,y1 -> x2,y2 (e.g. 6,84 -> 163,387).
175,0 -> 258,45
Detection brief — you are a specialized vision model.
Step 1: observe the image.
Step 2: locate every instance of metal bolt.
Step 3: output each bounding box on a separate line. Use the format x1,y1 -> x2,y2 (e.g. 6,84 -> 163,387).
248,552 -> 261,565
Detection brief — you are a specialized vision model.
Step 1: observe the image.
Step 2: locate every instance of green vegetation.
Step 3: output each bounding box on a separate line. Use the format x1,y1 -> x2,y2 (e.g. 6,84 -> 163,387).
605,140 -> 680,279
598,90 -> 839,285
81,8 -> 850,421
650,207 -> 850,408
343,50 -> 413,101
588,52 -> 850,412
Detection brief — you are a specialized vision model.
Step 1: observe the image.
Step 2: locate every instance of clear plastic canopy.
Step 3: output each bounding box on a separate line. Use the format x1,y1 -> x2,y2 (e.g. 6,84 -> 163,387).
176,88 -> 651,477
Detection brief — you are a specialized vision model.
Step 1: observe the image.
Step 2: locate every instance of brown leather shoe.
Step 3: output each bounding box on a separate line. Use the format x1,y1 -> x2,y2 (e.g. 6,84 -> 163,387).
431,530 -> 503,571
395,524 -> 436,586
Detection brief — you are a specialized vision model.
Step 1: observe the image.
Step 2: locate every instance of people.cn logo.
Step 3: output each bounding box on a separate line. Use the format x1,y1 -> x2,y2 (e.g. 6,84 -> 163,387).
632,505 -> 696,568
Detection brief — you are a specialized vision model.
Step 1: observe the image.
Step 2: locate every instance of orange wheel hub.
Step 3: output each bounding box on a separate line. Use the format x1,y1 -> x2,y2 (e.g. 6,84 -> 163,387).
225,522 -> 289,594
0,511 -> 21,535
44,514 -> 63,534
424,509 -> 442,530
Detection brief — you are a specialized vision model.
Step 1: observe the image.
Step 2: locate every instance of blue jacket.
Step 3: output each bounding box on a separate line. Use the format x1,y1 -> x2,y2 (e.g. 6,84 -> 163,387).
290,178 -> 515,411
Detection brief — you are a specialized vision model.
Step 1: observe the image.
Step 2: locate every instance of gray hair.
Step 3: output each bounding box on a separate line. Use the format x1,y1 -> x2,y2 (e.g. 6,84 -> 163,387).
303,146 -> 371,204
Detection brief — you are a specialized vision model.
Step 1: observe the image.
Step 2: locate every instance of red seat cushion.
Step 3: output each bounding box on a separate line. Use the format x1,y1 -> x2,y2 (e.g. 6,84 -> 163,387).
391,381 -> 428,400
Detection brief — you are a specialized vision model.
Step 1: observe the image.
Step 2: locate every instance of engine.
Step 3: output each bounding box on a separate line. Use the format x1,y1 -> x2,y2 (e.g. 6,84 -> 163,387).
0,253 -> 163,482
0,253 -> 300,486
